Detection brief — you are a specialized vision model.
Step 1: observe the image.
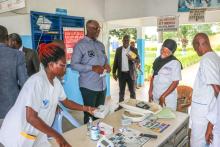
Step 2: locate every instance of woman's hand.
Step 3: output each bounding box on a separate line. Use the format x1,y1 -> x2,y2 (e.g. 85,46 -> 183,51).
55,134 -> 72,147
148,90 -> 153,102
85,106 -> 96,115
159,95 -> 166,107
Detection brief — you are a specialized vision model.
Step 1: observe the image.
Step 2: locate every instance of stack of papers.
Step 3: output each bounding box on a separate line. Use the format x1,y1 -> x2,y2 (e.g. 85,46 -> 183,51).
141,120 -> 170,133
119,99 -> 162,114
108,128 -> 150,147
155,108 -> 176,119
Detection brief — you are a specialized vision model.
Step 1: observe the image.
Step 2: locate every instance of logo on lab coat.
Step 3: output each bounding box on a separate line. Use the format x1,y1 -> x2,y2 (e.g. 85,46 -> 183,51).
41,99 -> 50,109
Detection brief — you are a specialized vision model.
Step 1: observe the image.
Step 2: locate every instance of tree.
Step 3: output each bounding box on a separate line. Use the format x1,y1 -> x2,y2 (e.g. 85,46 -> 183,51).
109,28 -> 137,40
178,24 -> 215,45
179,25 -> 197,41
163,31 -> 178,40
179,25 -> 192,50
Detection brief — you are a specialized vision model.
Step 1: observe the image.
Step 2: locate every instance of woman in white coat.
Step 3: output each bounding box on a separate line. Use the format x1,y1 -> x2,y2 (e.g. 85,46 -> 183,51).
0,43 -> 96,147
148,39 -> 182,110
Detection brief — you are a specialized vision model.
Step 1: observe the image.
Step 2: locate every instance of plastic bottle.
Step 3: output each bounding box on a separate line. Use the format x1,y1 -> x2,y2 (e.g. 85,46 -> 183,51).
87,117 -> 93,135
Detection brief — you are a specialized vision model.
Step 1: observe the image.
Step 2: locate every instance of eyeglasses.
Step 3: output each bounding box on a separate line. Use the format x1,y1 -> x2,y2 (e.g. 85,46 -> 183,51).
90,26 -> 101,31
56,62 -> 66,68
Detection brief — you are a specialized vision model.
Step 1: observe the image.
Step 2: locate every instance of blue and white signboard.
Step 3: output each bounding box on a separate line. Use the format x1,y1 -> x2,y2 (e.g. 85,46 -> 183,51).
178,0 -> 220,12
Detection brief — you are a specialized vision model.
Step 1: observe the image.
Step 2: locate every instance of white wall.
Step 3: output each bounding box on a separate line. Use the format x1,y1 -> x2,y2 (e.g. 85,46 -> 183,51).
105,0 -> 178,21
1,0 -> 220,35
0,14 -> 30,35
0,0 -> 30,35
0,0 -> 105,35
105,0 -> 220,26
30,0 -> 105,21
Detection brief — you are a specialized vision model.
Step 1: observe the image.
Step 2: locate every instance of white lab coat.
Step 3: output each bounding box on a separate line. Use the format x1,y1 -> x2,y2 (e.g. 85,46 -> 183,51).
207,94 -> 220,147
190,52 -> 220,147
0,69 -> 66,147
153,60 -> 182,110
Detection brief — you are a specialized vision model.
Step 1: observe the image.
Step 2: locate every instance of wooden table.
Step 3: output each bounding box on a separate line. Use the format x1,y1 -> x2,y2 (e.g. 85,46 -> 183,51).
50,110 -> 189,147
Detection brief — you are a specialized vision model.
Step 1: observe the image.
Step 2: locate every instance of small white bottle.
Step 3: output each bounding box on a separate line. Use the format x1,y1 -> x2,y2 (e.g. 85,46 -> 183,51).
87,117 -> 93,135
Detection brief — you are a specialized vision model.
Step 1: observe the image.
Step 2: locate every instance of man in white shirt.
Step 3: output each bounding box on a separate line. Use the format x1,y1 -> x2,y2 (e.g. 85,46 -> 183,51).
190,33 -> 220,147
112,35 -> 140,103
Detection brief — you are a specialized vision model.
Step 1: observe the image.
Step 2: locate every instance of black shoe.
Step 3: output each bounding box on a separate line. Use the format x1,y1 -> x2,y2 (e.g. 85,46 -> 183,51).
115,105 -> 123,111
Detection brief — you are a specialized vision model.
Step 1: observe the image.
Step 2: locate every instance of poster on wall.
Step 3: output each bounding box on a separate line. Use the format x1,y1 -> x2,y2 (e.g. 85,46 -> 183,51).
189,8 -> 206,22
157,16 -> 179,32
178,0 -> 220,12
0,0 -> 25,13
63,27 -> 84,64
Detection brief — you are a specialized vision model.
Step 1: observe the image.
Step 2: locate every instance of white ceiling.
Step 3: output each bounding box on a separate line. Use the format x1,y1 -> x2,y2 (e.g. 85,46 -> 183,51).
105,0 -> 220,28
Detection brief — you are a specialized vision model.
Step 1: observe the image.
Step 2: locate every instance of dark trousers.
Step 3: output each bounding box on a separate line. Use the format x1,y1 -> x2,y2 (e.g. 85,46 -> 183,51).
80,87 -> 106,124
119,72 -> 136,102
0,120 -> 3,147
0,119 -> 3,147
0,118 -> 3,128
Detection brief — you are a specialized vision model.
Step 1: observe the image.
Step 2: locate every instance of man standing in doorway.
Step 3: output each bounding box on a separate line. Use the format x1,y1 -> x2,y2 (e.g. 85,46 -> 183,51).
71,20 -> 111,124
190,33 -> 220,147
112,35 -> 140,103
8,33 -> 40,76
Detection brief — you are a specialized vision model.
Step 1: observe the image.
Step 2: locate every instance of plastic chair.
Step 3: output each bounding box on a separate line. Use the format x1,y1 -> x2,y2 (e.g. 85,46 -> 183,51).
176,85 -> 193,113
52,68 -> 83,134
52,103 -> 82,134
52,68 -> 84,134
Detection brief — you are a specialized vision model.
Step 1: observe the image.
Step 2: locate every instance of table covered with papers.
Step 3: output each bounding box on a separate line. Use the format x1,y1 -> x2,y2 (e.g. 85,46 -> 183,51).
50,108 -> 189,147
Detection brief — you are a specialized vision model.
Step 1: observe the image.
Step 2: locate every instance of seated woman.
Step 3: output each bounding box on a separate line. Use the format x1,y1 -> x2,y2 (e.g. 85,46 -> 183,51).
0,43 -> 95,147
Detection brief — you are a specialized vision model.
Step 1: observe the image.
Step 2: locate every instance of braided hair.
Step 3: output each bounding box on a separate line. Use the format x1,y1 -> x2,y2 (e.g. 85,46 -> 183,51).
38,43 -> 65,68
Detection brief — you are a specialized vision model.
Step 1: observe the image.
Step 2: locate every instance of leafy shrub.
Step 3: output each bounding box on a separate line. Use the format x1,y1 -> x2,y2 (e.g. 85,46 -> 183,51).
146,47 -> 157,51
214,45 -> 220,51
